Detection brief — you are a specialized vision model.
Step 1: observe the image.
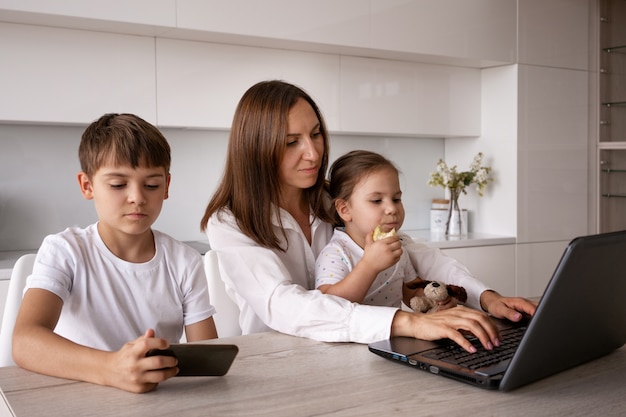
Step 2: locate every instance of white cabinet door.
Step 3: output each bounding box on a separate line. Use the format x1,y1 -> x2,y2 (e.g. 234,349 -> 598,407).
0,24 -> 157,124
340,57 -> 481,137
0,0 -> 176,28
370,0 -> 517,66
515,240 -> 569,298
442,245 -> 516,296
156,39 -> 341,130
517,65 -> 589,243
175,0 -> 370,49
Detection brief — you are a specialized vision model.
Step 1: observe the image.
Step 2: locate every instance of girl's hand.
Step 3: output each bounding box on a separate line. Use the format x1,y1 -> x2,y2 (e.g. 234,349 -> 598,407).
361,230 -> 402,273
104,329 -> 178,393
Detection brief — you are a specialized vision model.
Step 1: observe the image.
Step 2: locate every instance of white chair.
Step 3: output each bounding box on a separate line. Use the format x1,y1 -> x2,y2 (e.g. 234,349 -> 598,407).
0,253 -> 36,367
204,250 -> 241,338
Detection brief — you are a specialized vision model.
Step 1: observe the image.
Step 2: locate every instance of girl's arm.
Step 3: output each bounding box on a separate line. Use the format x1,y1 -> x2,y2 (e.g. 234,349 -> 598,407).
13,289 -> 177,393
318,233 -> 402,303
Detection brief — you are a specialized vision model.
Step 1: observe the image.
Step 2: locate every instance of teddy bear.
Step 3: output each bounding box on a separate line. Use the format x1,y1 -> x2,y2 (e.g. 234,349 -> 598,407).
407,279 -> 468,313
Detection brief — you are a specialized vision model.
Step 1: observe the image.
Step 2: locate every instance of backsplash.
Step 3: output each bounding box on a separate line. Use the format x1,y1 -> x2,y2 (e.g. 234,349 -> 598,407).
0,123 -> 444,251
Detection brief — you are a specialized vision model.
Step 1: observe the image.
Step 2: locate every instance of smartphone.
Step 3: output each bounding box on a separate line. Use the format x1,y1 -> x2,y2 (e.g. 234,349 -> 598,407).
146,343 -> 239,376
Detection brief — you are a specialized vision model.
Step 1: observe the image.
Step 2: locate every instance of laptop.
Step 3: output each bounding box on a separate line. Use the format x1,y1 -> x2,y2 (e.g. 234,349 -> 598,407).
368,230 -> 626,391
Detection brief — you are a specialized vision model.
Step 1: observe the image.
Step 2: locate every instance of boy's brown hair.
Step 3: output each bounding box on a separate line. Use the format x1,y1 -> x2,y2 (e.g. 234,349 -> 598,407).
79,113 -> 171,178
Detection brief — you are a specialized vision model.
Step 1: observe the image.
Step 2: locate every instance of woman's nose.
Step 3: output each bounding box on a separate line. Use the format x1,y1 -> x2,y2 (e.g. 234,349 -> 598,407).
302,137 -> 320,160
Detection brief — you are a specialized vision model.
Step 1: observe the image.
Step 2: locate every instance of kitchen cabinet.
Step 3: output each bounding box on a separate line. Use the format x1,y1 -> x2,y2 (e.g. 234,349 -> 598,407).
441,245 -> 515,297
370,0 -> 517,67
0,0 -> 176,31
175,0 -> 370,51
0,23 -> 157,124
0,0 -> 517,69
155,39 -> 341,130
339,56 -> 481,136
515,241 -> 569,298
598,0 -> 626,232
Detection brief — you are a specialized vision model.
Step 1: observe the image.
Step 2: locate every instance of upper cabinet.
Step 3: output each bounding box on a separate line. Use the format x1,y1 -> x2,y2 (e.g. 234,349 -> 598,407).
174,0 -> 371,50
339,57 -> 480,136
0,0 -> 513,135
369,0 -> 517,67
0,23 -> 157,125
156,39 -> 341,130
0,0 -> 176,33
0,0 -> 517,68
518,0 -> 590,70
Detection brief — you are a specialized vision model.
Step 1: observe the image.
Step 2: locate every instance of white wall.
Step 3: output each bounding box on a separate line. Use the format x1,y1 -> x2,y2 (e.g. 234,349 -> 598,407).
0,124 -> 443,251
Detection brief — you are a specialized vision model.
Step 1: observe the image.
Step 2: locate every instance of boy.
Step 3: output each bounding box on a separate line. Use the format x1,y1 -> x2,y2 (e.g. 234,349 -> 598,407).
12,113 -> 218,393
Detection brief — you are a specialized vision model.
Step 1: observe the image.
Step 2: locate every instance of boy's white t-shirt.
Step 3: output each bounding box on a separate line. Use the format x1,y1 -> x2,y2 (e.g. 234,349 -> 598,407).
26,223 -> 216,351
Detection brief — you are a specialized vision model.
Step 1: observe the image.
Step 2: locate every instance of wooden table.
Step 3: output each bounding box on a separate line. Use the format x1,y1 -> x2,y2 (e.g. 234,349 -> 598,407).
0,332 -> 624,417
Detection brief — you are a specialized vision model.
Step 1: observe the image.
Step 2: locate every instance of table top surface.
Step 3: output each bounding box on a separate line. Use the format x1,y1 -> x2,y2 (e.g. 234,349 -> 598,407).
0,332 -> 624,417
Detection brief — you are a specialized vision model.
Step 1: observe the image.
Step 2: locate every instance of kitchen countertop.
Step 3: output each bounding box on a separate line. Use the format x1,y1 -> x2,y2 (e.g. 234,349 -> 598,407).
0,231 -> 516,279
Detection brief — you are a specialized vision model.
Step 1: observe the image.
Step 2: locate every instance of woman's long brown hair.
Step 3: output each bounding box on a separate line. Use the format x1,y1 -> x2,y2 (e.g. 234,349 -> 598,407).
200,80 -> 332,251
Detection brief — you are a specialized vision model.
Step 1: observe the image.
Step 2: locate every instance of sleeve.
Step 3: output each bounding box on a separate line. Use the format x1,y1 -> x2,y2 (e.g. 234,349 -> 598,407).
26,234 -> 76,302
181,251 -> 216,326
314,240 -> 352,288
400,233 -> 490,310
207,212 -> 398,344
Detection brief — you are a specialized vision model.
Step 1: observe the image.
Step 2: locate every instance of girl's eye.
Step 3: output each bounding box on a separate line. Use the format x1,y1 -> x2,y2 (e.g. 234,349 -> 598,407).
371,199 -> 382,204
145,184 -> 160,190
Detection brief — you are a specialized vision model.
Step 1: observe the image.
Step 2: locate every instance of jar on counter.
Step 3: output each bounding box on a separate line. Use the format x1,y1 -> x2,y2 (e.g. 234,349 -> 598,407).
430,199 -> 468,235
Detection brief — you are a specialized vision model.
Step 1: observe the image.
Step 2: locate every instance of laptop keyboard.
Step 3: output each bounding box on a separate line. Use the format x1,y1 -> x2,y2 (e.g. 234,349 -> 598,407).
423,326 -> 527,370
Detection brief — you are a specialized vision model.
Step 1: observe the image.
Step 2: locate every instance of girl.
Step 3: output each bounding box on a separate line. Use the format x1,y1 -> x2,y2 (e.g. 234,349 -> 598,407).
201,80 -> 536,351
316,150 -> 474,310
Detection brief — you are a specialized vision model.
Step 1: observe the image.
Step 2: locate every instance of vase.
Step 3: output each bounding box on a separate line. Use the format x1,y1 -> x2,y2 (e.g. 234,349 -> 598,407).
445,189 -> 464,236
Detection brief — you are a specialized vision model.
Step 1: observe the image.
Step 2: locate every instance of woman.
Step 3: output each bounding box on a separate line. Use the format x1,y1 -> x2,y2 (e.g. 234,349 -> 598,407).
201,80 -> 535,352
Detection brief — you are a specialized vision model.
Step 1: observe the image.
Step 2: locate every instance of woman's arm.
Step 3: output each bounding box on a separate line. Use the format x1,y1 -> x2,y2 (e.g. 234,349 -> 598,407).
207,212 -> 398,343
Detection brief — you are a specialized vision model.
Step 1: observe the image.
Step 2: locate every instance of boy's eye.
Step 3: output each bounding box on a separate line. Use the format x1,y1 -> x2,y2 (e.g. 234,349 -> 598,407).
110,183 -> 126,189
145,184 -> 160,190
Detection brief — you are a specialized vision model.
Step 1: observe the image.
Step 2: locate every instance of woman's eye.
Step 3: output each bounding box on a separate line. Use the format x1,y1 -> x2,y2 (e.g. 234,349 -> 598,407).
312,131 -> 322,138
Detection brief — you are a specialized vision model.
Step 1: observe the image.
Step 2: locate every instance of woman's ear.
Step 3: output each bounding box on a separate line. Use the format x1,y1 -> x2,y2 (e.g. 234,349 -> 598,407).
77,172 -> 94,200
335,198 -> 352,223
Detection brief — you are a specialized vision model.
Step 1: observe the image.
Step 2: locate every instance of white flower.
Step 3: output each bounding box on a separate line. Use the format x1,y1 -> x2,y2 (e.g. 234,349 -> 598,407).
428,152 -> 493,197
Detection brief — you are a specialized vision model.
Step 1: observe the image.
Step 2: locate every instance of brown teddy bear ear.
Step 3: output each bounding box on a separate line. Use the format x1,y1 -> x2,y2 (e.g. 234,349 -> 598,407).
405,277 -> 431,290
447,285 -> 468,303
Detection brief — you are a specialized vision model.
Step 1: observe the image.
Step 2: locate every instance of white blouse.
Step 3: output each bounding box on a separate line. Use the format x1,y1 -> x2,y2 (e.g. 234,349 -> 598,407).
206,208 -> 489,344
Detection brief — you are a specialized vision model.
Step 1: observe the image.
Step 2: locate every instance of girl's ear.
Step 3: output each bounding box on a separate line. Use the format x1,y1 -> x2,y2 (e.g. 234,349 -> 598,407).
77,172 -> 94,200
335,198 -> 352,223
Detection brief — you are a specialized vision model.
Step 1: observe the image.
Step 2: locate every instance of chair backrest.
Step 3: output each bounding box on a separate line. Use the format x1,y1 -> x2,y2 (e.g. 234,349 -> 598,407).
204,250 -> 241,338
0,253 -> 36,367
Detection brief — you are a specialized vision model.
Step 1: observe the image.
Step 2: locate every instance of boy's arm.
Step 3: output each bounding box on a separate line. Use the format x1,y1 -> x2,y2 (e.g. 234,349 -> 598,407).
13,289 -> 178,393
184,317 -> 218,341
